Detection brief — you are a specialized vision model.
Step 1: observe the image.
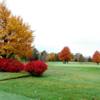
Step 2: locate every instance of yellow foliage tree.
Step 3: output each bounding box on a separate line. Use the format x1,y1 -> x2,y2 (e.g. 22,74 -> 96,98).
0,2 -> 33,58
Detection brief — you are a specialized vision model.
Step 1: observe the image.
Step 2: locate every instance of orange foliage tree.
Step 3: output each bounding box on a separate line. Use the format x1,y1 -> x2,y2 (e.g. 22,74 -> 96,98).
0,2 -> 33,58
58,47 -> 72,63
47,53 -> 56,61
92,51 -> 100,65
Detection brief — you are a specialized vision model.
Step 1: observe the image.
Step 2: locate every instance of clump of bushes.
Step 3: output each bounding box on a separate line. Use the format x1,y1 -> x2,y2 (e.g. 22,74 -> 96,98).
25,60 -> 48,76
0,58 -> 47,76
0,58 -> 24,72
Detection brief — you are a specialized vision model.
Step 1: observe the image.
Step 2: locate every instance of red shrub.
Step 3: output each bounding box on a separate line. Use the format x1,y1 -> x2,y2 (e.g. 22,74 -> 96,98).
0,58 -> 24,72
25,60 -> 48,76
0,58 -> 48,76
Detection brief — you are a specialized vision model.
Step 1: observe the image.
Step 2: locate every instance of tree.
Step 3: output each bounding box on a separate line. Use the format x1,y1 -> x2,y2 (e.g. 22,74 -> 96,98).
27,48 -> 39,61
88,56 -> 92,62
55,53 -> 60,61
40,51 -> 48,62
79,54 -> 84,62
58,46 -> 72,63
0,2 -> 33,58
92,51 -> 100,65
73,53 -> 85,62
74,53 -> 81,62
47,53 -> 56,61
32,48 -> 39,60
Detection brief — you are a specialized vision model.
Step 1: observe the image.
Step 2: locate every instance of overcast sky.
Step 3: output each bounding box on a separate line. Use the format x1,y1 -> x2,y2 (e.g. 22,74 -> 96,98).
1,0 -> 100,56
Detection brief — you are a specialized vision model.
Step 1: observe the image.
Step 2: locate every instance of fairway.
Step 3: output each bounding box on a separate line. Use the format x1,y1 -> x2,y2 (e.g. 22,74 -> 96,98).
0,62 -> 100,100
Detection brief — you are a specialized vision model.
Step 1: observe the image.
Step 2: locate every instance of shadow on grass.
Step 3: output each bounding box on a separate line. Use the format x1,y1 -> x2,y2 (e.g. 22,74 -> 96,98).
0,74 -> 31,82
0,73 -> 48,81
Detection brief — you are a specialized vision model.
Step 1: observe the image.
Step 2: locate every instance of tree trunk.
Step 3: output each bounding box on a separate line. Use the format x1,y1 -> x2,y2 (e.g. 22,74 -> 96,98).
7,53 -> 15,59
1,54 -> 7,58
63,60 -> 66,64
97,62 -> 99,65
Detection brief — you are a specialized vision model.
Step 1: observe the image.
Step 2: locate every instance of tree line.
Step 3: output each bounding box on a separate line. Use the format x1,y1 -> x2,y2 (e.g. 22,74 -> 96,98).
30,47 -> 100,65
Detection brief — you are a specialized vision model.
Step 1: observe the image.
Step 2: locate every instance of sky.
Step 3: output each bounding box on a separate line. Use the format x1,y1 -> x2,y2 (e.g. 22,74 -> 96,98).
1,0 -> 100,56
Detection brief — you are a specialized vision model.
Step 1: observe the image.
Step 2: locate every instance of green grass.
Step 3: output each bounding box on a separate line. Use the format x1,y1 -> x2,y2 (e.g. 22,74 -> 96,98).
0,62 -> 100,100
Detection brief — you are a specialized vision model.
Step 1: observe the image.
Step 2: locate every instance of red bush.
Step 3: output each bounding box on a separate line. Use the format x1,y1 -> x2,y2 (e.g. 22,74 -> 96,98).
25,60 -> 48,76
0,58 -> 48,76
0,58 -> 24,72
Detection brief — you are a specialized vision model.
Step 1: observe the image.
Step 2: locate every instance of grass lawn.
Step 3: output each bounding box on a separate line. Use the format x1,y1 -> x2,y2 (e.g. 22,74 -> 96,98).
0,62 -> 100,100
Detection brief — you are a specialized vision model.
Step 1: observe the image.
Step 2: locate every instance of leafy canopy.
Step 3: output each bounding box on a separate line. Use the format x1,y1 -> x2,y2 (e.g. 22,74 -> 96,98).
0,2 -> 33,58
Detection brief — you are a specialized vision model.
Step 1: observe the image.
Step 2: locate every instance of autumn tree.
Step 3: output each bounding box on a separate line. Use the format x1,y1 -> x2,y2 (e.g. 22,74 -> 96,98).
47,53 -> 56,61
55,53 -> 60,61
92,51 -> 100,65
58,47 -> 72,63
0,2 -> 33,58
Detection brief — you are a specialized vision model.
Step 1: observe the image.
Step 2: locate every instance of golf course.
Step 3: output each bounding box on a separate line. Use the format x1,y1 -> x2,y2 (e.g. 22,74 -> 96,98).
0,62 -> 100,100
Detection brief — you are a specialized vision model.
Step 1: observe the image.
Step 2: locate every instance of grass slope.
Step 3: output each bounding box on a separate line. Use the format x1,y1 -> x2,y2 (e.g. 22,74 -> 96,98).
0,62 -> 100,100
0,91 -> 30,100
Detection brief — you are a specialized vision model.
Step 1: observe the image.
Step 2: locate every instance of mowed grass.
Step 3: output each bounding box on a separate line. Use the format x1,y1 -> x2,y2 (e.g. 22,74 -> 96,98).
0,62 -> 100,100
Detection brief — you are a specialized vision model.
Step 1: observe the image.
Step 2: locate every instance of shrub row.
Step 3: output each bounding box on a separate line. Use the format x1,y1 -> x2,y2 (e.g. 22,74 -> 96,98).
0,58 -> 24,72
0,58 -> 48,76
